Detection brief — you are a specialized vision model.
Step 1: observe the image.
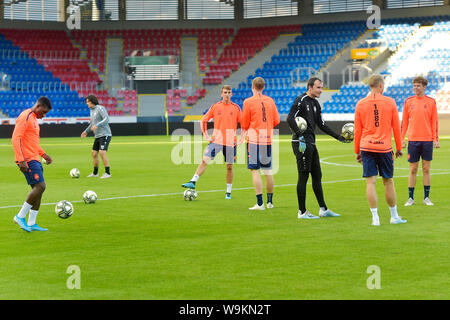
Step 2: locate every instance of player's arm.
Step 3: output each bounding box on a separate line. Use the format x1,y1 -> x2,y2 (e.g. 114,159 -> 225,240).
316,106 -> 346,142
82,120 -> 92,137
354,104 -> 362,162
401,101 -> 409,148
201,106 -> 214,141
241,101 -> 250,132
237,107 -> 246,145
286,98 -> 302,137
272,101 -> 280,128
12,117 -> 28,170
431,100 -> 439,148
392,103 -> 403,158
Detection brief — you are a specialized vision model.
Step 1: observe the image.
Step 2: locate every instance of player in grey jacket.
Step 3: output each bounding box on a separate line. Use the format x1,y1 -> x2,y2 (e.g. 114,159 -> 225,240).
81,95 -> 112,179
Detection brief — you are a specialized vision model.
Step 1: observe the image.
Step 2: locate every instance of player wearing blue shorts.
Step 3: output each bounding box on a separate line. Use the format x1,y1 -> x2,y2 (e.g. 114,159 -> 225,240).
12,97 -> 53,232
401,76 -> 439,206
354,75 -> 405,226
241,77 -> 280,210
182,86 -> 243,199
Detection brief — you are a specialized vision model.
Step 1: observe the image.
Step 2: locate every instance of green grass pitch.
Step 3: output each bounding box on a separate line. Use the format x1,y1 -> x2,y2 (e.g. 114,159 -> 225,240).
1,135 -> 449,300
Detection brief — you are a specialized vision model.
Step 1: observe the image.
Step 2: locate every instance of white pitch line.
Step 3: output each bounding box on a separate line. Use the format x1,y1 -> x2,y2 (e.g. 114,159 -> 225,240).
2,172 -> 450,210
321,154 -> 450,171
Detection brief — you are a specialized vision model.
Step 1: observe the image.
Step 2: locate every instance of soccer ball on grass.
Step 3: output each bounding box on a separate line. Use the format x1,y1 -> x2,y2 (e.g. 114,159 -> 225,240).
183,189 -> 197,201
83,190 -> 97,204
55,200 -> 74,219
70,168 -> 80,178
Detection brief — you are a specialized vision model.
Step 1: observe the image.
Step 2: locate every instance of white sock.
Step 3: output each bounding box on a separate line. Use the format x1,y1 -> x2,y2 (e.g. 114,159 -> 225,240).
226,184 -> 232,194
370,208 -> 379,220
17,202 -> 32,219
28,209 -> 38,226
389,205 -> 399,219
191,174 -> 200,182
320,207 -> 327,213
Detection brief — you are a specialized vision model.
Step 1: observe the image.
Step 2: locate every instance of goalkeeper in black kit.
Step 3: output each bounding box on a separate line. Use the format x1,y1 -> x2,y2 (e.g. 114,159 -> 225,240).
287,77 -> 349,220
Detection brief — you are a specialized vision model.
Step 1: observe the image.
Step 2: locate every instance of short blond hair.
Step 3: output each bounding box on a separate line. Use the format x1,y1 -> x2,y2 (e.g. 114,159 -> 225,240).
368,75 -> 384,88
252,77 -> 265,91
221,85 -> 232,92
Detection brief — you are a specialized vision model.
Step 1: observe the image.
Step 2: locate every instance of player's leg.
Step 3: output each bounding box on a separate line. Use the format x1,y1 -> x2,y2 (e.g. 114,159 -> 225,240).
361,151 -> 380,225
182,143 -> 218,189
365,176 -> 380,225
261,169 -> 274,208
380,152 -> 406,224
88,138 -> 100,177
421,141 -> 434,205
99,150 -> 111,178
14,161 -> 46,231
422,160 -> 433,205
224,145 -> 236,199
247,143 -> 264,210
182,156 -> 211,189
249,169 -> 265,210
405,161 -> 419,206
27,182 -> 48,231
405,141 -> 420,205
99,136 -> 111,178
310,148 -> 339,218
292,142 -> 318,219
225,164 -> 233,199
260,144 -> 274,208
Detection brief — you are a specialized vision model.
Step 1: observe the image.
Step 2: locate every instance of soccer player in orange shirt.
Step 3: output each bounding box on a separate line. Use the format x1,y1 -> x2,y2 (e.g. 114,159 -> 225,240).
241,77 -> 280,210
11,97 -> 53,232
401,76 -> 439,206
354,75 -> 406,226
181,85 -> 243,199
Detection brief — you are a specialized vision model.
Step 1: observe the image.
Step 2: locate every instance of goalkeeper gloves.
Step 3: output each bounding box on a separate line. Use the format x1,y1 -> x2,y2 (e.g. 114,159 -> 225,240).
338,135 -> 350,143
298,136 -> 307,153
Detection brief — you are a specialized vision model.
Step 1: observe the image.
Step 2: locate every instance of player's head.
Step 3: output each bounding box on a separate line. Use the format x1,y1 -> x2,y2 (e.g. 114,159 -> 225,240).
33,96 -> 52,119
368,75 -> 384,93
86,95 -> 99,109
307,77 -> 323,98
221,85 -> 233,103
412,76 -> 427,97
252,77 -> 265,94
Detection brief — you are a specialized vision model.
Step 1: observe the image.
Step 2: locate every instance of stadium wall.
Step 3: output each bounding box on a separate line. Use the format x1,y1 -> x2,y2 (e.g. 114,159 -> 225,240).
0,120 -> 347,138
0,5 -> 447,30
3,115 -> 450,138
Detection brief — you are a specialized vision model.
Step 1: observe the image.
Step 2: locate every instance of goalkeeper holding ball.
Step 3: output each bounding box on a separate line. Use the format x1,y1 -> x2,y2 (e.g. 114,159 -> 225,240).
287,77 -> 348,220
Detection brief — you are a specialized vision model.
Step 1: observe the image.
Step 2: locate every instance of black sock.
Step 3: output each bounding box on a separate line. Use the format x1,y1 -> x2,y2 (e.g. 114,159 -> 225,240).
267,193 -> 273,204
93,167 -> 99,175
256,194 -> 263,206
105,167 -> 110,175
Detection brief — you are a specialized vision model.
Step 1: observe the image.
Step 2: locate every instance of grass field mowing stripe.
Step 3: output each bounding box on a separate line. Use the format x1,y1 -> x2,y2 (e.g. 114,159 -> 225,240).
2,172 -> 449,210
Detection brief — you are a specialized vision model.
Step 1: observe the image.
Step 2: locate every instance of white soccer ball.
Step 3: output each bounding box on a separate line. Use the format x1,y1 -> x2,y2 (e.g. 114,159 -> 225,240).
83,190 -> 97,204
70,168 -> 80,178
183,189 -> 197,201
295,116 -> 308,133
341,123 -> 355,141
55,200 -> 74,219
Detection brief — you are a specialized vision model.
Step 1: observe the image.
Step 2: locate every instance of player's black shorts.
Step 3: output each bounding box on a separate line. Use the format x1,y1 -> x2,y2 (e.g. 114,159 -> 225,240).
93,136 -> 111,151
292,141 -> 321,173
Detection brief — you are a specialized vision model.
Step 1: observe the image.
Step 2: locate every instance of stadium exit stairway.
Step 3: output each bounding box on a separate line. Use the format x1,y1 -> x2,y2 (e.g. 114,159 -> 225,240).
186,33 -> 299,115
